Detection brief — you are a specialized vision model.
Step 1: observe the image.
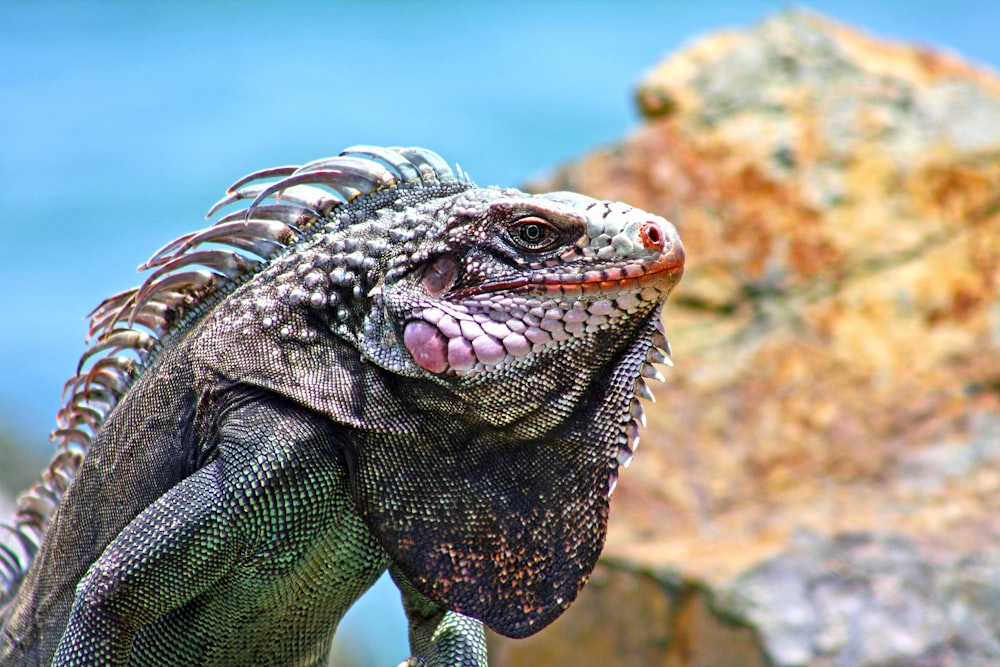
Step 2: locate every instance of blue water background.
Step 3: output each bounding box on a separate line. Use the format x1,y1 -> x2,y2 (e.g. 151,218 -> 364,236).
1,1 -> 998,663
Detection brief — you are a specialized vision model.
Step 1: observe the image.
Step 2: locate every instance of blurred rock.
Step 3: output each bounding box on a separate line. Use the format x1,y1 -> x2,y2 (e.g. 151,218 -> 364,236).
488,558 -> 771,667
492,9 -> 1000,666
722,531 -> 1000,666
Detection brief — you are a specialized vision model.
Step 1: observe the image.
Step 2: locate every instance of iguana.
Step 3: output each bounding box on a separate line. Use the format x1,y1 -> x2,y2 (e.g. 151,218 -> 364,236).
0,145 -> 684,666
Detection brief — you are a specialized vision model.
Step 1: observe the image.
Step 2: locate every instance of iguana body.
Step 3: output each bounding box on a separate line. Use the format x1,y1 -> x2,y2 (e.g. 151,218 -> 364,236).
0,146 -> 683,666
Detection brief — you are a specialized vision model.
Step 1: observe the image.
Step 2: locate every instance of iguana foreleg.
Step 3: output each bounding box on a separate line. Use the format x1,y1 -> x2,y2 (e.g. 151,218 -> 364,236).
50,392 -> 390,666
51,462 -> 245,666
392,564 -> 487,667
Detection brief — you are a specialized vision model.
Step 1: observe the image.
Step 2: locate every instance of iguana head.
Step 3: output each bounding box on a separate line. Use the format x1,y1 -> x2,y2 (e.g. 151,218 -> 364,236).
377,189 -> 682,380
81,146 -> 683,638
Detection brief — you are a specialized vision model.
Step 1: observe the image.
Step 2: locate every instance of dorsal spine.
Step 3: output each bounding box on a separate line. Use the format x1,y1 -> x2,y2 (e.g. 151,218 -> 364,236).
0,146 -> 465,601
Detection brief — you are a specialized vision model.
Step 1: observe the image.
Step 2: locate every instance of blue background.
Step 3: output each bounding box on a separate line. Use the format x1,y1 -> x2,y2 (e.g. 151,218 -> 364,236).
1,1 -> 998,662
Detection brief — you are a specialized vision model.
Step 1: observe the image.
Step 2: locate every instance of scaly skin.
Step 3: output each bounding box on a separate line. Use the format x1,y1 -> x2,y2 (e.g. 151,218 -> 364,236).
0,146 -> 683,666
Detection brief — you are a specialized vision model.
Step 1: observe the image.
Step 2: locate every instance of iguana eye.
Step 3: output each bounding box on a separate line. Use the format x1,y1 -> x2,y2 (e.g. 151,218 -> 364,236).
507,217 -> 559,252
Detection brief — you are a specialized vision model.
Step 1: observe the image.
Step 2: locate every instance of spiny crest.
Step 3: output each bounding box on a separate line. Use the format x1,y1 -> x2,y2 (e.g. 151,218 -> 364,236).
0,146 -> 464,601
608,320 -> 672,497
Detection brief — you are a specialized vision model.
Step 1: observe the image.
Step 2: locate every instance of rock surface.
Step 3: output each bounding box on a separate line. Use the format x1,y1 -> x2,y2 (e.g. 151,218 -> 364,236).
490,10 -> 1000,666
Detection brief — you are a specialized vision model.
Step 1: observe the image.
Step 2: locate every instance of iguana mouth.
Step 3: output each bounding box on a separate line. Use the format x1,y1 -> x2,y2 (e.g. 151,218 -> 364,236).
455,255 -> 684,299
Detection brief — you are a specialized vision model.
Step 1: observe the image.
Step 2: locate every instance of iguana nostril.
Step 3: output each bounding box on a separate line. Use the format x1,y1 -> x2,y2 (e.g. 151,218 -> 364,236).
639,221 -> 665,251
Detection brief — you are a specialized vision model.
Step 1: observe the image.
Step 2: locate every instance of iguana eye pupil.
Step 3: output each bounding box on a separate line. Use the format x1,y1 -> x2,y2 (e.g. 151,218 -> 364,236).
510,217 -> 556,250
